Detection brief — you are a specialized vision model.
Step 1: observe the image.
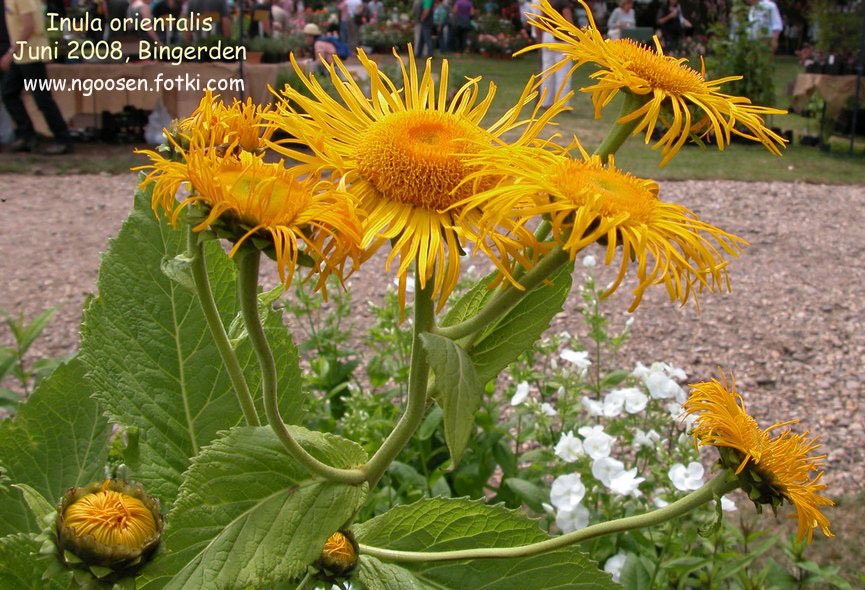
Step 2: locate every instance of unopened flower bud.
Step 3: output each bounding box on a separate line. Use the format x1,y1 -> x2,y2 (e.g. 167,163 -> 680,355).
317,530 -> 358,576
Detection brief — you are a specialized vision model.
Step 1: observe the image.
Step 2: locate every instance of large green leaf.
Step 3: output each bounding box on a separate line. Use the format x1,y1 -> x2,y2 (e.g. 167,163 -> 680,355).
0,534 -> 72,590
419,333 -> 482,467
0,359 -> 111,536
139,426 -> 368,590
470,264 -> 573,382
352,497 -> 618,589
80,188 -> 303,504
439,272 -> 497,328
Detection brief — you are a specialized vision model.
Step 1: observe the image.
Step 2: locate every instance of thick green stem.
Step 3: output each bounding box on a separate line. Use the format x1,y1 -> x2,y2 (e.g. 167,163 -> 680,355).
434,247 -> 570,341
593,91 -> 649,164
188,230 -> 260,427
363,272 -> 436,489
236,249 -> 366,485
359,472 -> 738,563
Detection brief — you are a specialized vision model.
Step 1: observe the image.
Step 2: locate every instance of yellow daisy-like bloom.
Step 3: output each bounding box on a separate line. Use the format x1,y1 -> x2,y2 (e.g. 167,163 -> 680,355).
138,145 -> 361,288
267,47 -> 568,311
684,373 -> 833,543
457,141 -> 745,311
522,0 -> 787,165
318,530 -> 359,575
172,89 -> 274,154
63,481 -> 157,551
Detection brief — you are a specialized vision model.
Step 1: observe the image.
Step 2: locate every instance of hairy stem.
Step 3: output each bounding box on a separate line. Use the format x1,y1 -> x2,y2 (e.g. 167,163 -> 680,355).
187,230 -> 260,427
236,249 -> 366,485
593,91 -> 649,164
363,272 -> 436,488
359,472 -> 738,563
434,247 -> 570,341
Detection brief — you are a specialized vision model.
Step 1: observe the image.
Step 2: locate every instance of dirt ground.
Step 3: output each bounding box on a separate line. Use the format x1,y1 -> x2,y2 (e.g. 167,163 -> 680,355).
0,174 -> 863,496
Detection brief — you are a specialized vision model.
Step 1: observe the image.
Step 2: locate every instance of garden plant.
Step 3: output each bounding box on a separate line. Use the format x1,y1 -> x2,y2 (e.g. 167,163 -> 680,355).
0,1 -> 836,588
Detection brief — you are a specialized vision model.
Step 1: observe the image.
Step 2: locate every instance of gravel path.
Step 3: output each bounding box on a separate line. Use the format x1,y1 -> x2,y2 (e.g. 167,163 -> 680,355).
1,174 -> 863,495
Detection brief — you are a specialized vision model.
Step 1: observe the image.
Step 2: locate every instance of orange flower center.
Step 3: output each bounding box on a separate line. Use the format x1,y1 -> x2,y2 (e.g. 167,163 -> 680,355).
607,39 -> 706,95
551,160 -> 659,223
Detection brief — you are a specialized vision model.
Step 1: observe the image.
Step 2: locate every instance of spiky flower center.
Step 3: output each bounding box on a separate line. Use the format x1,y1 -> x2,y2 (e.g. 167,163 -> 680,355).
355,110 -> 490,211
607,39 -> 706,95
63,485 -> 156,550
215,163 -> 307,225
551,161 -> 659,223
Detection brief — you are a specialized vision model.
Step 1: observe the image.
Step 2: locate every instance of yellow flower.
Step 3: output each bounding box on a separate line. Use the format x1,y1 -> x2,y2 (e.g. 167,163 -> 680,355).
318,530 -> 358,575
172,89 -> 274,154
522,0 -> 787,165
684,372 -> 833,543
267,48 -> 568,311
138,145 -> 361,288
62,481 -> 157,551
457,141 -> 745,311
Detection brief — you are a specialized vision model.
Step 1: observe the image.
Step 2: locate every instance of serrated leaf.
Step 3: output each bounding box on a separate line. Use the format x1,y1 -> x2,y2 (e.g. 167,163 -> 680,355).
420,333 -> 482,466
11,484 -> 55,525
439,272 -> 497,328
80,188 -> 303,505
352,497 -> 618,590
138,426 -> 368,590
0,359 -> 110,536
0,533 -> 73,589
471,264 -> 573,383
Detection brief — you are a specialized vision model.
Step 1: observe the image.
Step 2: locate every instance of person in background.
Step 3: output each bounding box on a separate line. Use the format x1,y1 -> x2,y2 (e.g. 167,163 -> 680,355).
416,0 -> 434,57
185,0 -> 231,40
655,0 -> 690,53
303,22 -> 338,71
366,0 -> 383,24
451,0 -> 471,52
1,0 -> 72,154
744,0 -> 782,52
127,0 -> 161,43
271,0 -> 290,37
589,0 -> 606,26
247,0 -> 273,38
152,0 -> 181,43
532,0 -> 573,108
433,0 -> 448,52
338,0 -> 362,50
607,0 -> 635,39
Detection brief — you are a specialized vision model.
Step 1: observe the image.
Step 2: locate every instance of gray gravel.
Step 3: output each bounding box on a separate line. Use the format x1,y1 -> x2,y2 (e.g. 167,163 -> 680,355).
0,174 -> 862,495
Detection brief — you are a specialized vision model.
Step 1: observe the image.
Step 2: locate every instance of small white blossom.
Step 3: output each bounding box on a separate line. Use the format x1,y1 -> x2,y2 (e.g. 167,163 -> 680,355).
582,254 -> 597,268
579,425 -> 615,459
609,468 -> 645,497
592,456 -> 625,487
581,396 -> 604,417
625,316 -> 635,328
554,431 -> 584,462
622,387 -> 648,413
555,505 -> 589,533
653,496 -> 670,508
646,371 -> 683,400
540,402 -> 558,417
560,349 -> 592,372
720,496 -> 737,512
669,462 -> 705,491
602,389 -> 626,417
631,361 -> 651,381
550,473 -> 586,511
633,429 -> 661,449
604,552 -> 627,582
510,381 -> 530,406
542,502 -> 556,515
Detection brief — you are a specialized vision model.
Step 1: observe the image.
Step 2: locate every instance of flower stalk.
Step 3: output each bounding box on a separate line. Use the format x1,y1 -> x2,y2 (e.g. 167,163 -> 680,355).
358,472 -> 739,563
593,91 -> 649,164
187,229 -> 260,427
236,248 -> 366,485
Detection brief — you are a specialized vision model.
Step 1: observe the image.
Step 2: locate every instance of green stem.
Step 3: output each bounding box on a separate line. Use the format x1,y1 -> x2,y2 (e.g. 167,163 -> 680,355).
434,247 -> 570,341
363,272 -> 436,489
188,230 -> 260,427
295,570 -> 316,590
359,472 -> 738,563
593,91 -> 649,164
236,249 -> 366,485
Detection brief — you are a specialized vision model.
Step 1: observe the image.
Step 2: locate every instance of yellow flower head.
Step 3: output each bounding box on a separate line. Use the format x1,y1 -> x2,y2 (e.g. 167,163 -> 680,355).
267,47 -> 569,311
684,372 -> 833,543
457,141 -> 745,311
138,143 -> 361,288
57,480 -> 163,576
522,0 -> 787,165
172,89 -> 274,155
318,530 -> 359,575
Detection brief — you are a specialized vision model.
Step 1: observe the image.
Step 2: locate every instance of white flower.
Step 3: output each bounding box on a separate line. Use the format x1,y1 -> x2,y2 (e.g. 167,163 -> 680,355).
720,496 -> 737,512
555,505 -> 589,533
667,365 -> 687,381
510,381 -> 530,406
550,357 -> 558,370
653,496 -> 670,508
540,402 -> 558,417
579,425 -> 615,460
602,389 -> 626,417
554,431 -> 584,462
542,502 -> 556,515
669,462 -> 705,491
666,402 -> 698,429
609,468 -> 645,497
560,349 -> 591,372
621,387 -> 648,413
646,371 -> 683,400
604,552 -> 627,582
633,428 -> 661,449
631,361 -> 651,381
581,396 -> 604,417
550,473 -> 586,511
394,276 -> 416,293
582,254 -> 597,268
625,316 -> 634,328
592,456 -> 625,487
